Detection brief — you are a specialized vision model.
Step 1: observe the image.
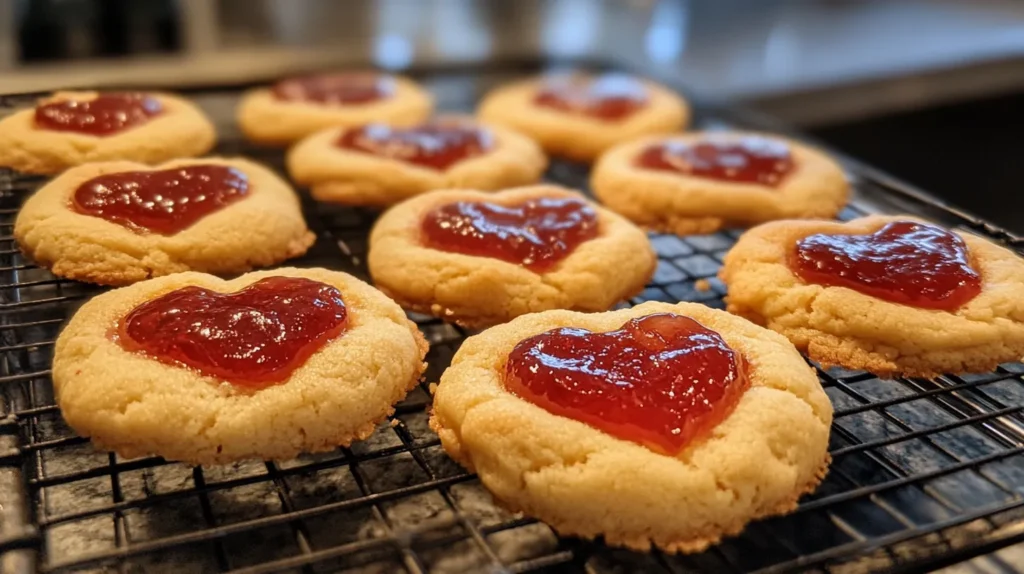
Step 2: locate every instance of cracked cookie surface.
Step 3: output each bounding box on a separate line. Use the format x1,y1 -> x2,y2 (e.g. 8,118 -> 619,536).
0,91 -> 216,174
14,157 -> 315,286
368,185 -> 655,328
236,74 -> 433,146
53,267 -> 428,465
591,131 -> 848,235
287,118 -> 546,207
720,215 -> 1024,378
477,75 -> 689,162
430,301 -> 832,552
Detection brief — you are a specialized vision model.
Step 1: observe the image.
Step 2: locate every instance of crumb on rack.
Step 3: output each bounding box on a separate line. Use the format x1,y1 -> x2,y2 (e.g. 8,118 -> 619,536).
695,278 -> 711,292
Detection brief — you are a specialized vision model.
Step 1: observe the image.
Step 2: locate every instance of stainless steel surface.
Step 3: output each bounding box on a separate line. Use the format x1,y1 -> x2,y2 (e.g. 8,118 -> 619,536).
1,0 -> 1024,124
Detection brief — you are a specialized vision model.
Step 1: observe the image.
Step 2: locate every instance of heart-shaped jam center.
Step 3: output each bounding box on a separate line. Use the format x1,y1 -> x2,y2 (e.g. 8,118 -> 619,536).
72,165 -> 250,235
791,220 -> 982,310
534,73 -> 649,121
504,313 -> 749,454
336,123 -> 493,170
636,136 -> 794,187
35,92 -> 163,136
117,277 -> 348,389
421,197 -> 599,271
272,73 -> 395,105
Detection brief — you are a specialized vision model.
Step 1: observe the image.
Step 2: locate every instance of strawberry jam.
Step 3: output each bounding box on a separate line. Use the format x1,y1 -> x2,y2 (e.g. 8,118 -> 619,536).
421,197 -> 599,271
504,313 -> 749,454
791,220 -> 982,311
336,123 -> 493,170
271,73 -> 395,104
117,277 -> 348,389
637,136 -> 794,187
72,165 -> 250,235
35,93 -> 163,136
534,73 -> 648,121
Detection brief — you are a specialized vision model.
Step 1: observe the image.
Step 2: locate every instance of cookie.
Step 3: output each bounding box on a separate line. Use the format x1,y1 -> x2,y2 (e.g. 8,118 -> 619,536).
368,184 -> 655,327
477,73 -> 689,162
720,215 -> 1024,378
53,267 -> 429,465
287,117 -> 546,206
0,91 -> 216,174
14,157 -> 314,286
430,301 -> 832,552
591,131 -> 849,235
237,72 -> 434,146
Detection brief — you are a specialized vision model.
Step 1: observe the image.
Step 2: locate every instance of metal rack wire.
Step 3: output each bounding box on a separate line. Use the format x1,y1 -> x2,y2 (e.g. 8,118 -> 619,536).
2,66 -> 1024,573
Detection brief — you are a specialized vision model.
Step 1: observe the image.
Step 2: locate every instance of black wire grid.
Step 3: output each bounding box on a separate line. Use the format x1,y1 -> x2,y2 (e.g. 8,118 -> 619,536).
3,68 -> 1024,574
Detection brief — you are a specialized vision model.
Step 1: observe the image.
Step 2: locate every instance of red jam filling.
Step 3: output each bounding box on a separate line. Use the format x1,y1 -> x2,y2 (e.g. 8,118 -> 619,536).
71,165 -> 249,235
636,137 -> 795,187
791,220 -> 982,311
534,73 -> 649,121
117,277 -> 348,389
271,73 -> 395,104
34,93 -> 163,136
421,197 -> 599,271
336,123 -> 493,170
504,313 -> 749,454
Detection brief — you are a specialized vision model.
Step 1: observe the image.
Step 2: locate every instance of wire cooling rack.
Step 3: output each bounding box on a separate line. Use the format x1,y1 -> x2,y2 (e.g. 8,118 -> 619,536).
2,65 -> 1024,574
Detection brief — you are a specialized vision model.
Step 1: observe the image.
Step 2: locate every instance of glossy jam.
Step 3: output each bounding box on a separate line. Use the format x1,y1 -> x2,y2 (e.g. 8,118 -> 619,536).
791,220 -> 982,310
637,137 -> 795,187
534,73 -> 649,121
504,313 -> 749,454
271,73 -> 395,104
71,165 -> 249,235
34,93 -> 163,136
421,198 -> 599,271
118,277 -> 348,388
336,123 -> 493,170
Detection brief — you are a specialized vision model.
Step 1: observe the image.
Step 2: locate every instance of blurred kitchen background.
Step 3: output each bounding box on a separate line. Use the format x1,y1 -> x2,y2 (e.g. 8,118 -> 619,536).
1,0 -> 1022,233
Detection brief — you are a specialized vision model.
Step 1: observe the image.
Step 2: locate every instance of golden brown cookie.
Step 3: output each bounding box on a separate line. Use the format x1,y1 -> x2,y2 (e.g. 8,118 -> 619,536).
430,301 -> 832,553
368,184 -> 655,328
237,72 -> 434,146
14,157 -> 314,286
287,117 -> 547,207
720,215 -> 1024,378
591,131 -> 849,235
53,267 -> 428,465
477,73 -> 689,162
0,91 -> 216,174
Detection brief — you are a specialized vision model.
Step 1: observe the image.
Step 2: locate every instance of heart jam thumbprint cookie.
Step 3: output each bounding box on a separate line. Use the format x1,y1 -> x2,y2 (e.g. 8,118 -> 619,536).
287,118 -> 546,206
368,185 -> 655,327
52,269 -> 428,464
477,73 -> 690,162
14,158 -> 314,285
431,302 -> 832,552
0,91 -> 216,174
237,72 -> 434,146
591,131 -> 848,235
721,215 -> 1024,378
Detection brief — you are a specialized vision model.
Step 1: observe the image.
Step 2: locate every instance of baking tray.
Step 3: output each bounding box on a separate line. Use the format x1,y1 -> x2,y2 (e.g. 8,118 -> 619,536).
2,61 -> 1024,574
